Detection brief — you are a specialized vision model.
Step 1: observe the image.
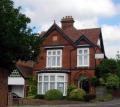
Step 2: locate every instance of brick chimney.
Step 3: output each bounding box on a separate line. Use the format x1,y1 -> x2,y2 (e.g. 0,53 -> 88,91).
61,16 -> 74,30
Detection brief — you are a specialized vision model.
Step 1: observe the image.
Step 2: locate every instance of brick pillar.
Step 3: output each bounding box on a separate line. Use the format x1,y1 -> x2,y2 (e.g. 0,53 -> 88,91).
0,68 -> 8,107
8,92 -> 13,106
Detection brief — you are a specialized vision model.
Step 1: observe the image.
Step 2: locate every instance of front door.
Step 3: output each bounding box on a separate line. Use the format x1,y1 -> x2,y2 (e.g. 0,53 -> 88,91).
78,77 -> 89,93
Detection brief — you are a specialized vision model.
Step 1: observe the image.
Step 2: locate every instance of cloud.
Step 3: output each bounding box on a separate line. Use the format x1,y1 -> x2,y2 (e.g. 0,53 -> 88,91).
116,3 -> 120,14
13,0 -> 118,31
102,24 -> 120,58
104,45 -> 120,58
13,0 -> 120,58
74,18 -> 99,29
102,24 -> 120,41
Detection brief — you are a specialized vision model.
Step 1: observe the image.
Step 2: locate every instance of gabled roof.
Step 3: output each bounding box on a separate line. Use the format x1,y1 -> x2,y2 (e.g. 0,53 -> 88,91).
16,64 -> 33,79
41,23 -> 74,45
78,28 -> 101,45
40,23 -> 102,47
74,35 -> 96,47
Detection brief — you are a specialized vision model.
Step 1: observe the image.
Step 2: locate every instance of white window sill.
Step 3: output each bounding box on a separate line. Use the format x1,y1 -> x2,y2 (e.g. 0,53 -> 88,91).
46,66 -> 62,68
77,65 -> 89,67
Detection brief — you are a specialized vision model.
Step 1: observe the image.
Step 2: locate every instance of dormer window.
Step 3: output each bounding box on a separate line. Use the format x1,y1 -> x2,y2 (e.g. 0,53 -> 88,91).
77,48 -> 89,67
46,49 -> 62,68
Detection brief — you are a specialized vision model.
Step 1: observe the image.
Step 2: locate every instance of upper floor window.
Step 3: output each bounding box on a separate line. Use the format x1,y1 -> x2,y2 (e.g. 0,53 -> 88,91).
46,49 -> 62,68
77,48 -> 89,67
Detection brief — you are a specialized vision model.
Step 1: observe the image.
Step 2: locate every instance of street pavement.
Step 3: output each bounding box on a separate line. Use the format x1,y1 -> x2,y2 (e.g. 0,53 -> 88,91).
9,99 -> 120,107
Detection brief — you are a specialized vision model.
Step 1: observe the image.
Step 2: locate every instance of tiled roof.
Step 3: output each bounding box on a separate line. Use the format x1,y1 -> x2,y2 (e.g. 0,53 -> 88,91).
16,65 -> 33,79
78,28 -> 101,45
63,27 -> 101,45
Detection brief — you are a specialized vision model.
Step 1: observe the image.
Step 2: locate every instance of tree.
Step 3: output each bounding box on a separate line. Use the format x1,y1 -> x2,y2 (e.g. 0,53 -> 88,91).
96,59 -> 117,78
116,60 -> 120,81
0,0 -> 40,106
96,59 -> 120,90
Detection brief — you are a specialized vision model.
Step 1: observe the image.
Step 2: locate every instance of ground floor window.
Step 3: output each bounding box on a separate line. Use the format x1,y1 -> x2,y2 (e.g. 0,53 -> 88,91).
38,73 -> 68,96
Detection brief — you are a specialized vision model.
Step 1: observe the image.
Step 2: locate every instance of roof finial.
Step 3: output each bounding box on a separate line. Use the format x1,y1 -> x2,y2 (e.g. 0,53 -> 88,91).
54,20 -> 56,24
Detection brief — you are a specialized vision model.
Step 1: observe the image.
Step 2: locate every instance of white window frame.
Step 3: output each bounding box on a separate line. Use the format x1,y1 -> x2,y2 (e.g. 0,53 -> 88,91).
77,48 -> 89,67
38,73 -> 68,96
46,49 -> 62,68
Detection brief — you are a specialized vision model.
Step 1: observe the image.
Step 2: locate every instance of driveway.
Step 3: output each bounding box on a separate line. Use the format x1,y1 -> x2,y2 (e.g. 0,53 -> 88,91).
9,99 -> 120,107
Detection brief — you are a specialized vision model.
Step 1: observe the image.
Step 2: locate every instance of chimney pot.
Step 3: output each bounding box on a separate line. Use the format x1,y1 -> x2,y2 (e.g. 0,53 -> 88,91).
61,16 -> 74,30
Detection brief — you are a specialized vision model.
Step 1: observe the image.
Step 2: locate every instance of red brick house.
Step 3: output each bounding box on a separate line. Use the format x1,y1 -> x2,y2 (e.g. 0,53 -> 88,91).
34,16 -> 105,96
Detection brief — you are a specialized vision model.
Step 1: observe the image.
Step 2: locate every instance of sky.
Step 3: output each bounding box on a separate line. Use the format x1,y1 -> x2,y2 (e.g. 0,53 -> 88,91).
13,0 -> 120,58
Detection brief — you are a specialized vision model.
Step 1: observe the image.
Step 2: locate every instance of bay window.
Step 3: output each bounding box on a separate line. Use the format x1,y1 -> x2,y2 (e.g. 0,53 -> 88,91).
46,49 -> 62,68
77,48 -> 89,67
38,73 -> 68,96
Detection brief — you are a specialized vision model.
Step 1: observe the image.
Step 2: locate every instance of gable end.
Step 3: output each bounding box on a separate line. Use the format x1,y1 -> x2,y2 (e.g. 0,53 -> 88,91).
41,23 -> 74,46
74,35 -> 96,47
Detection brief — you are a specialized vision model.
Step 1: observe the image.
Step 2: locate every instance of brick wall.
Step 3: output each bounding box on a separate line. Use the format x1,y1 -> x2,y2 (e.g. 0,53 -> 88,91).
34,30 -> 99,71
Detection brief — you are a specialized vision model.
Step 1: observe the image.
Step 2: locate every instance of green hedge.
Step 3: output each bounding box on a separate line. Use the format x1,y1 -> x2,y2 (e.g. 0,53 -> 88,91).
67,84 -> 76,96
44,89 -> 63,100
68,88 -> 86,101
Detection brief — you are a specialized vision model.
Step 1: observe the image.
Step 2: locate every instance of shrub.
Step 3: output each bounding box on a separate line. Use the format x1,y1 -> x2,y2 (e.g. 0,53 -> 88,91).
68,88 -> 86,101
106,73 -> 119,89
67,84 -> 76,96
97,94 -> 113,102
44,89 -> 63,100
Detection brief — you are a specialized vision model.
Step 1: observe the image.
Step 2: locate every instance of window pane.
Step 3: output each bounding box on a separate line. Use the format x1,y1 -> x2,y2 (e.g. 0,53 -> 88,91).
57,56 -> 60,66
50,82 -> 55,89
48,51 -> 51,55
57,51 -> 60,55
50,76 -> 55,81
84,55 -> 88,65
53,51 -> 56,55
48,56 -> 51,67
52,56 -> 56,66
44,76 -> 48,81
79,50 -> 82,54
38,83 -> 42,94
57,82 -> 64,93
79,55 -> 82,65
43,82 -> 48,93
58,76 -> 64,82
84,50 -> 88,54
64,82 -> 67,95
39,76 -> 42,81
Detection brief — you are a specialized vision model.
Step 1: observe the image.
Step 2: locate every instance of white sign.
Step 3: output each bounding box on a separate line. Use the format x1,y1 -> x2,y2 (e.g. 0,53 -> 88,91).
95,53 -> 104,59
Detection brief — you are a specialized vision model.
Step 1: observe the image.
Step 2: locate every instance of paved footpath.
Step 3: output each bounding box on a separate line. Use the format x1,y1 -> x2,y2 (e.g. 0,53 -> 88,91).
9,99 -> 120,107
